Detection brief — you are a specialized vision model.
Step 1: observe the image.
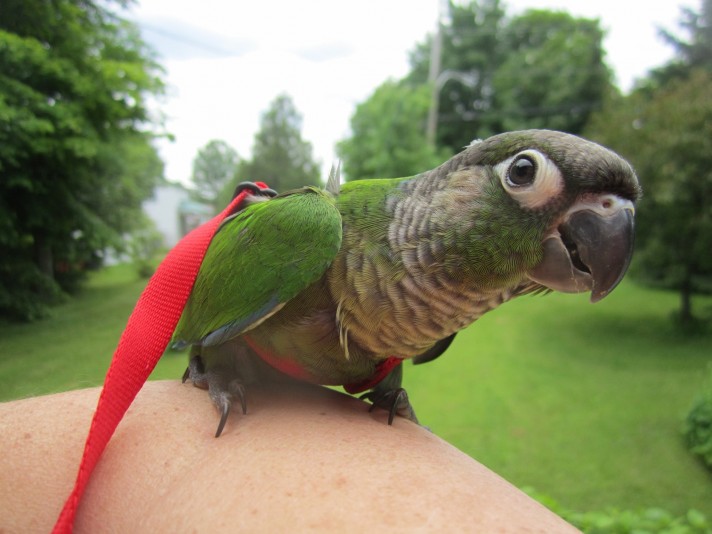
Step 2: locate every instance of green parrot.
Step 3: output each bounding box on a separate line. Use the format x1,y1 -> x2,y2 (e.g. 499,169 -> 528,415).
172,129 -> 641,436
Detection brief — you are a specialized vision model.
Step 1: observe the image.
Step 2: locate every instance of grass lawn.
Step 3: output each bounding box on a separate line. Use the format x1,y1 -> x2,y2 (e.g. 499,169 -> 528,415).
406,283 -> 712,517
1,264 -> 710,518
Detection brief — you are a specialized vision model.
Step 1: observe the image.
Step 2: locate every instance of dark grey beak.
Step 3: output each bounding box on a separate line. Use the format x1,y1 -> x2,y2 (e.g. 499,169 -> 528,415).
528,196 -> 635,303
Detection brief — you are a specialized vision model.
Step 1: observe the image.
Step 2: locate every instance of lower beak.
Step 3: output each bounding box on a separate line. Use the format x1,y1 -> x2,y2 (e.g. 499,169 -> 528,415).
528,196 -> 635,303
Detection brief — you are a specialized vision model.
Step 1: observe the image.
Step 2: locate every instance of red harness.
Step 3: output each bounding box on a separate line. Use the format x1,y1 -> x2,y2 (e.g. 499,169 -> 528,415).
243,334 -> 401,394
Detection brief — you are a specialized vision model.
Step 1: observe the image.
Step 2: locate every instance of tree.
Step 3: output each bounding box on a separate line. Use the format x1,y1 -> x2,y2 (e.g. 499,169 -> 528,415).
235,94 -> 320,193
655,0 -> 712,82
0,0 -> 165,320
341,3 -> 611,187
191,140 -> 239,211
492,10 -> 610,133
587,71 -> 712,324
337,80 -> 451,180
407,2 -> 611,153
586,0 -> 712,325
407,0 -> 507,151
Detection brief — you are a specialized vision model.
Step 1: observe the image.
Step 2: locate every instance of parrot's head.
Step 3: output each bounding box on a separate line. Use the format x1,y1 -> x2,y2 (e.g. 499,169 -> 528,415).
449,129 -> 641,302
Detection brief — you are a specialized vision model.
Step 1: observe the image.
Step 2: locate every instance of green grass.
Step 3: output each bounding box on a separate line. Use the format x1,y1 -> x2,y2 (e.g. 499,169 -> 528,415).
0,265 -> 710,518
0,263 -> 186,400
407,283 -> 712,517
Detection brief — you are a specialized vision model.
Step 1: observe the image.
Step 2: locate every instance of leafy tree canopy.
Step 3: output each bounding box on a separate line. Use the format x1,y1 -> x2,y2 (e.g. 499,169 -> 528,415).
337,80 -> 451,180
406,1 -> 611,152
191,140 -> 239,211
341,1 -> 612,179
0,0 -> 165,320
234,94 -> 320,194
586,0 -> 712,325
407,0 -> 507,149
492,10 -> 610,133
653,0 -> 712,83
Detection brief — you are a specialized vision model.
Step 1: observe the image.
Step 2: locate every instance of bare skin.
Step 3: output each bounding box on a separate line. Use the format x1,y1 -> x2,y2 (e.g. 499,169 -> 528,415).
0,380 -> 579,533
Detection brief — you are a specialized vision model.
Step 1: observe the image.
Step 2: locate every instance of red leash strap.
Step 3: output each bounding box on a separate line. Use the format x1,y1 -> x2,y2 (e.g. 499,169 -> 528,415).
52,183 -> 267,533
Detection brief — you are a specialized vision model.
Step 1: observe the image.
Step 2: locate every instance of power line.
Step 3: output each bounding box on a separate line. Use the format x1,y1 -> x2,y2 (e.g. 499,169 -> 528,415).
138,22 -> 239,57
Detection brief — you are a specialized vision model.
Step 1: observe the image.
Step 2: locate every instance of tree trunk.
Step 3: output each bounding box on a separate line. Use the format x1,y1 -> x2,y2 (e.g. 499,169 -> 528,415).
679,271 -> 693,324
34,234 -> 54,281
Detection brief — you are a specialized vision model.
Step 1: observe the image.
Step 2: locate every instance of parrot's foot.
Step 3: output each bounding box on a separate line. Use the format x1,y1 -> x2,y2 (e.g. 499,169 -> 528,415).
182,355 -> 247,437
360,387 -> 419,425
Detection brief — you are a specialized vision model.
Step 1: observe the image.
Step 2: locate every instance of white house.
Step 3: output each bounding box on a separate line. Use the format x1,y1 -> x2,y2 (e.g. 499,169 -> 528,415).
143,182 -> 213,248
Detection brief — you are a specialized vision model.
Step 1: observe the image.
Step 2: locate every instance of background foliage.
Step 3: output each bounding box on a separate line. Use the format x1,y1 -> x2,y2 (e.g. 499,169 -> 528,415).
194,94 -> 321,210
0,0 -> 165,320
684,367 -> 712,471
585,0 -> 712,324
233,94 -> 321,193
190,139 -> 240,211
339,0 -> 612,178
337,81 -> 450,180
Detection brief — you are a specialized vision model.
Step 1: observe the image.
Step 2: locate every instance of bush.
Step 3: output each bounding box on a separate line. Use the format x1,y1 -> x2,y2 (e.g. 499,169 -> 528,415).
566,507 -> 710,534
684,368 -> 712,470
524,488 -> 711,533
127,219 -> 164,279
0,255 -> 65,321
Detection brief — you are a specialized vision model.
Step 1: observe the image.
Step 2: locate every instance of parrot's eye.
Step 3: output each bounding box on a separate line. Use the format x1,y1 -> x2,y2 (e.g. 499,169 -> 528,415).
507,156 -> 537,187
496,149 -> 564,209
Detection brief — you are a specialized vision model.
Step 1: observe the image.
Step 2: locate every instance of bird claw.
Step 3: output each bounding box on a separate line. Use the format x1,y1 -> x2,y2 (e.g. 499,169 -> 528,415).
360,387 -> 419,425
183,355 -> 247,437
182,355 -> 208,388
212,380 -> 247,437
216,398 -> 230,438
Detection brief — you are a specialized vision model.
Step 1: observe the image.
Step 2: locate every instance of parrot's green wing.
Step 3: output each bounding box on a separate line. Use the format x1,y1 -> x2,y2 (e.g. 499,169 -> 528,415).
173,186 -> 342,347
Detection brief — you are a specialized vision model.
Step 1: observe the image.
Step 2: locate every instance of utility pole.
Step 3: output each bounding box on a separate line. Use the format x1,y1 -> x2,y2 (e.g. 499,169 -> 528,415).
426,0 -> 447,148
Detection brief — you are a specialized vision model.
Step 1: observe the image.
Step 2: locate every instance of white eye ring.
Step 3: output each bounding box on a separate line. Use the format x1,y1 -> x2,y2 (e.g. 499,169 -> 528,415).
495,150 -> 564,209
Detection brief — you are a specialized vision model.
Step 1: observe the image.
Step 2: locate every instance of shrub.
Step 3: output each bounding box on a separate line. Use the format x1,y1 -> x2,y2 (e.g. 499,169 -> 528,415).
524,488 -> 711,533
684,368 -> 712,470
566,507 -> 710,534
127,220 -> 164,279
0,256 -> 65,321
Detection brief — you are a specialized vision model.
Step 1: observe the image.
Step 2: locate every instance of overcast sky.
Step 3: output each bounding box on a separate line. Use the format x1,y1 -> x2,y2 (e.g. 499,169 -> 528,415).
126,0 -> 689,187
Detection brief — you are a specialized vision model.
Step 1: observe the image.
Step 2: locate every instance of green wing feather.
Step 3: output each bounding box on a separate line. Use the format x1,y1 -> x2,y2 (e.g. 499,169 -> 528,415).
173,186 -> 342,346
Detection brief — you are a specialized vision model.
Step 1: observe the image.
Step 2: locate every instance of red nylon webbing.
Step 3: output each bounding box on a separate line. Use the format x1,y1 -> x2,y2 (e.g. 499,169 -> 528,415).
51,184 -> 266,533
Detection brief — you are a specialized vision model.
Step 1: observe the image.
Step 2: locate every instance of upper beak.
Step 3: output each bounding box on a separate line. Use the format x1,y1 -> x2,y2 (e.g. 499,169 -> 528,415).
527,195 -> 635,303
